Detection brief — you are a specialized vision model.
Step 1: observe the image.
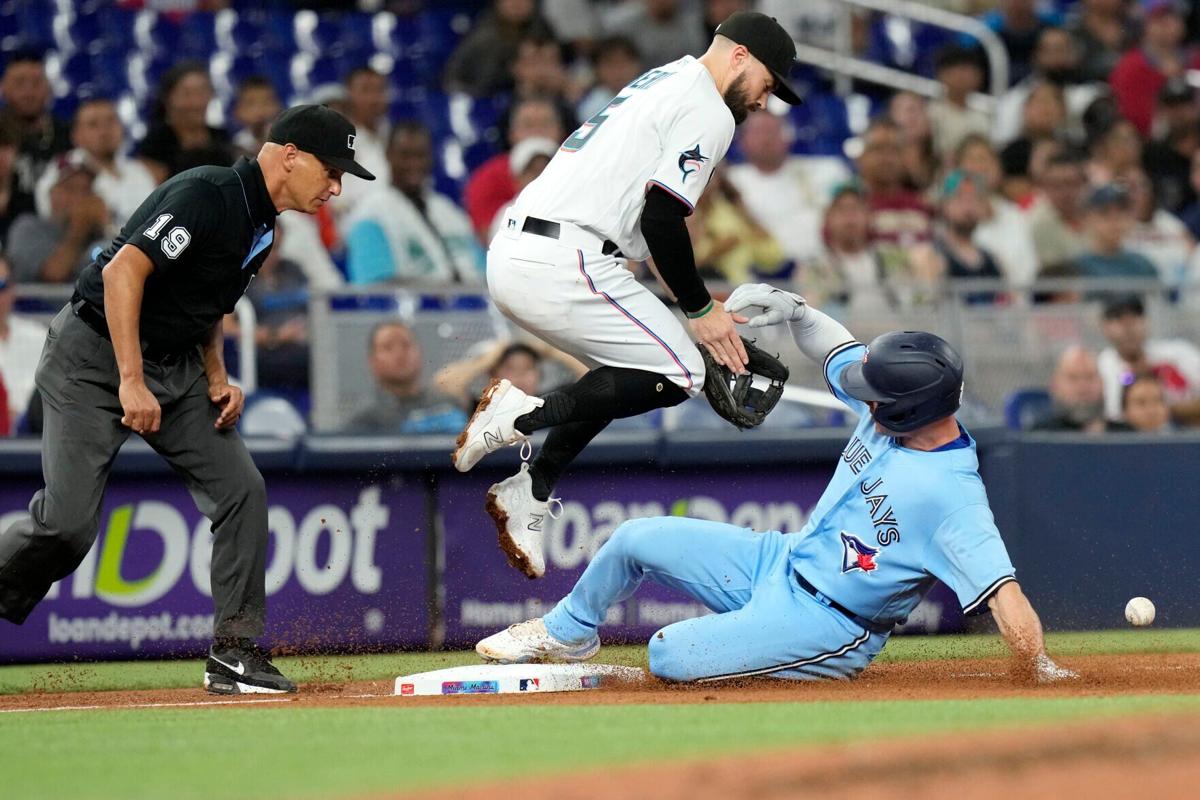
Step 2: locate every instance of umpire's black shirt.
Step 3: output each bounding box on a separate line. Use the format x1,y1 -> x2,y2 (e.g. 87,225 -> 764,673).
75,157 -> 278,354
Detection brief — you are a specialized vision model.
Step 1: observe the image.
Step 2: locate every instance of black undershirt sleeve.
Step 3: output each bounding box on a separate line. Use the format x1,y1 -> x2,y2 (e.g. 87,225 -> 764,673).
639,185 -> 711,314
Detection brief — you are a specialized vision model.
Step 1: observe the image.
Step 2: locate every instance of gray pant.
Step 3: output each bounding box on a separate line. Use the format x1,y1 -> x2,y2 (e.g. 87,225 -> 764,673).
0,306 -> 268,639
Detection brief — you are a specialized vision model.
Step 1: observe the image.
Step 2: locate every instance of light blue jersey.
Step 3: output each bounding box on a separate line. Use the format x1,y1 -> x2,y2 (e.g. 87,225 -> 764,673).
788,343 -> 1016,628
541,341 -> 1016,682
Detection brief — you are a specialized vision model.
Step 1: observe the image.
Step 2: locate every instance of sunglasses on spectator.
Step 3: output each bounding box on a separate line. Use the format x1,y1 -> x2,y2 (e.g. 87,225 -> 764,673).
0,276 -> 9,292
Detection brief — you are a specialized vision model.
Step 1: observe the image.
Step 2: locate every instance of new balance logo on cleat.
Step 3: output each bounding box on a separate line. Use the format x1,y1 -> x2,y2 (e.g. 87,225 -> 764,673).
483,430 -> 505,449
528,513 -> 544,532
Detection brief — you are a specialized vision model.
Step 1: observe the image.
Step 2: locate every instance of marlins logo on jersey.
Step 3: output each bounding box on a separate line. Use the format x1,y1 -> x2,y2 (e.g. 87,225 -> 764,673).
678,145 -> 709,183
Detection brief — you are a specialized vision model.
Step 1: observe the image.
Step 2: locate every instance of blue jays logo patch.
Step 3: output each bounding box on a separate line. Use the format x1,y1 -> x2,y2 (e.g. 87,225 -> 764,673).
678,144 -> 709,183
840,531 -> 880,574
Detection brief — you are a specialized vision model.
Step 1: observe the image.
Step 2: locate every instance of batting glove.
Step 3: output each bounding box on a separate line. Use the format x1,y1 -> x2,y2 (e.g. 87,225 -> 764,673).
725,283 -> 807,328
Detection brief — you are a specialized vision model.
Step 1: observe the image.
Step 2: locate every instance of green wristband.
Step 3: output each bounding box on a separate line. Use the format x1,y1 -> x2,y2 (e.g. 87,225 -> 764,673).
685,300 -> 714,319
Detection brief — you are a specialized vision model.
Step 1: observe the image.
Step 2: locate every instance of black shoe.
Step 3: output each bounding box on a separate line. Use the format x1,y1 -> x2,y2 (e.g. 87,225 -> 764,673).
204,639 -> 297,695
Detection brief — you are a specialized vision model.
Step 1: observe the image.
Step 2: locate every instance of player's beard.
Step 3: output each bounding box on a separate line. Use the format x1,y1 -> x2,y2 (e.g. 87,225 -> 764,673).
723,72 -> 753,125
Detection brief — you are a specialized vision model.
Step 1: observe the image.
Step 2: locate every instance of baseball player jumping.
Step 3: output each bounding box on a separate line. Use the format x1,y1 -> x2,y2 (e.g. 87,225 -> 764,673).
476,283 -> 1078,684
453,11 -> 803,579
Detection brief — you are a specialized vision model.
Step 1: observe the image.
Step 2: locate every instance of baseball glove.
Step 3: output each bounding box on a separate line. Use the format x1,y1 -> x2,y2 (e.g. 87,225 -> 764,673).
697,337 -> 789,430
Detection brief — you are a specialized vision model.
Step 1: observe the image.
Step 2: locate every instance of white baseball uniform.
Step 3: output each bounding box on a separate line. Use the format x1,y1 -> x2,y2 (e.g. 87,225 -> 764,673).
488,56 -> 735,397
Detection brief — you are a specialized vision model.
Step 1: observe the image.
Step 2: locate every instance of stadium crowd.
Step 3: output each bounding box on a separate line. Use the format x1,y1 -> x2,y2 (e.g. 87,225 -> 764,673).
3,0 -> 1200,438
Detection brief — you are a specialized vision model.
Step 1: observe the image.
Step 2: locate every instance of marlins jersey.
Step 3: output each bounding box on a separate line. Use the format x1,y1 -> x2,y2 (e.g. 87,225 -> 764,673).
788,343 -> 1016,629
513,56 -> 735,261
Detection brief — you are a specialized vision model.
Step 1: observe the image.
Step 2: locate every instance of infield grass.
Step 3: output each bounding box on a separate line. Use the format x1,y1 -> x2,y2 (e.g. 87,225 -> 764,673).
4,694 -> 1200,800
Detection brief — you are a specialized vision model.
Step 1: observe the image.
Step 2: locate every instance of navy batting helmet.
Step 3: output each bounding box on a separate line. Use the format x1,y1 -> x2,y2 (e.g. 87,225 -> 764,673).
840,331 -> 964,433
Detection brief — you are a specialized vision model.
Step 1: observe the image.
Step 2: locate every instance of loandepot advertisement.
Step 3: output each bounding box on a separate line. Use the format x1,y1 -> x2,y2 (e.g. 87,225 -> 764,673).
0,476 -> 430,662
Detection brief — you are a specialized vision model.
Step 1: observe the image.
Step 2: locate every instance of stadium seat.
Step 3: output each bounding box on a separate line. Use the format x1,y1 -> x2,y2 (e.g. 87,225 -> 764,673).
1003,388 -> 1052,431
787,92 -> 852,156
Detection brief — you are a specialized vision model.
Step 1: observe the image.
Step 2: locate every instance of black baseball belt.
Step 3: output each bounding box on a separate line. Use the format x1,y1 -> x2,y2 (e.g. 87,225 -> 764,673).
521,216 -> 623,257
70,296 -> 193,363
795,572 -> 893,635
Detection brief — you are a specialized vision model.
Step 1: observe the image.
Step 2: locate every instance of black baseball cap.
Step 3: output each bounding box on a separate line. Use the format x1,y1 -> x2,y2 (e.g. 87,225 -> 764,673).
268,104 -> 376,181
714,11 -> 803,106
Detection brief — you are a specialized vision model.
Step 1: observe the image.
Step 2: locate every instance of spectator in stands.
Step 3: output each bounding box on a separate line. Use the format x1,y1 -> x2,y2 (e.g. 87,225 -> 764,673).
994,26 -> 1101,146
605,0 -> 707,65
541,0 -> 601,56
1098,294 -> 1200,423
464,96 -> 566,240
232,76 -> 283,159
0,51 -> 70,240
6,151 -> 107,283
1109,0 -> 1200,137
1120,373 -> 1174,432
929,170 -> 1005,304
1030,150 -> 1090,272
1086,117 -> 1143,185
343,321 -> 469,435
0,118 -> 19,240
689,168 -> 789,285
702,0 -> 750,40
1067,0 -> 1140,83
1074,183 -> 1160,280
34,98 -> 156,233
435,338 -> 587,412
1012,82 -> 1069,148
1032,346 -> 1115,433
489,136 -> 557,239
345,122 -> 484,285
335,66 -> 392,208
1179,148 -> 1200,240
222,227 -> 310,392
137,61 -> 234,183
0,372 -> 8,436
443,0 -> 556,97
970,0 -> 1064,86
856,117 -> 933,247
800,181 -> 925,312
725,111 -> 850,266
510,32 -> 575,105
928,45 -> 990,160
0,256 -> 46,429
577,36 -> 643,122
951,134 -> 1041,287
1120,166 -> 1194,286
1143,78 -> 1199,213
999,136 -> 1061,209
887,91 -> 937,192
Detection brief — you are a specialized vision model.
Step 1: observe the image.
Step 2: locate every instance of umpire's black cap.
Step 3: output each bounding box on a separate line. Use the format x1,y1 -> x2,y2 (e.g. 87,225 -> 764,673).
841,332 -> 965,434
268,104 -> 376,181
714,11 -> 803,105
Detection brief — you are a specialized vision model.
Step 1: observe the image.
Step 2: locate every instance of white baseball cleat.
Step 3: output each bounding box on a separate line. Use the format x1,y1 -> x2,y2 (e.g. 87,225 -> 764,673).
476,618 -> 600,664
452,378 -> 544,473
486,463 -> 557,579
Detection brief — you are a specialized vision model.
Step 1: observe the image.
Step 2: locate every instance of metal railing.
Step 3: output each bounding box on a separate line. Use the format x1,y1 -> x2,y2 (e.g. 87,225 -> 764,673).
798,0 -> 1010,109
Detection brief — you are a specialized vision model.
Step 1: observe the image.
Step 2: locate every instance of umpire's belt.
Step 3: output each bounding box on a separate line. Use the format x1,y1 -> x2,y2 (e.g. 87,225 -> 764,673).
521,216 -> 623,257
71,297 -> 191,363
795,572 -> 892,635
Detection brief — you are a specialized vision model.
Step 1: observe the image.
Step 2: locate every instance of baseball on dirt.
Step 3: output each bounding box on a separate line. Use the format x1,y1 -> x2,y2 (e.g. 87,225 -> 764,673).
1124,597 -> 1155,627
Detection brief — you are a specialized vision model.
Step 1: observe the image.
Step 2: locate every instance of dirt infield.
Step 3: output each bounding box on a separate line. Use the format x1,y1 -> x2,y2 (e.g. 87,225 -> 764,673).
1,652 -> 1197,712
405,713 -> 1200,800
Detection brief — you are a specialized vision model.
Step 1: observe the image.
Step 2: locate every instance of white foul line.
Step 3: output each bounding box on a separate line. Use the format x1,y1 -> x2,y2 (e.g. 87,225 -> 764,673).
0,697 -> 295,714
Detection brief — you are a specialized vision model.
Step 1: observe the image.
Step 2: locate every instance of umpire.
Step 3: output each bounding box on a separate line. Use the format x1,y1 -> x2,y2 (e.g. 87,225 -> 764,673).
0,105 -> 374,694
